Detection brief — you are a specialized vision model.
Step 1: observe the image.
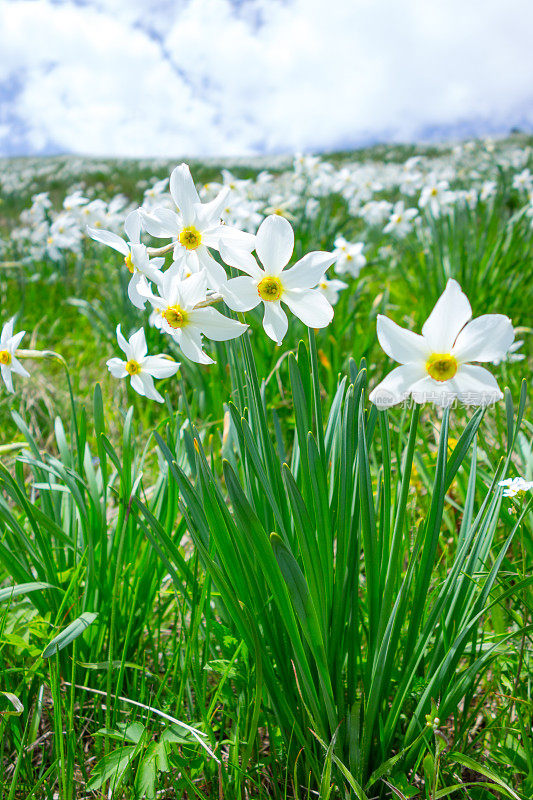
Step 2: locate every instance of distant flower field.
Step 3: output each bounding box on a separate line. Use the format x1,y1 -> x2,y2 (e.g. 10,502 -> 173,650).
0,136 -> 531,799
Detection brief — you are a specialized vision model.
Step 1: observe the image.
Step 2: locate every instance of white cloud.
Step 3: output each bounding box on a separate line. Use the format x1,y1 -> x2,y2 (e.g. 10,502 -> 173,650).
1,0 -> 532,157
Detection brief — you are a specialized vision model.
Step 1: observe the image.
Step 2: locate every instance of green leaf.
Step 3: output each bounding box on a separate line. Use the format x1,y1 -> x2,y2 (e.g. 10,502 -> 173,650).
0,691 -> 24,716
447,752 -> 521,799
42,612 -> 98,658
0,582 -> 56,603
87,745 -> 138,791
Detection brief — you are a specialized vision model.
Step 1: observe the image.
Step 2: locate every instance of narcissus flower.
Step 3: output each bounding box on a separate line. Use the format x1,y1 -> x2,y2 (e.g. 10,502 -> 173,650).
220,215 -> 336,345
107,325 -> 179,403
369,279 -> 514,408
87,211 -> 164,308
332,236 -> 366,278
141,269 -> 248,364
317,275 -> 348,305
141,164 -> 254,290
0,318 -> 30,393
498,477 -> 533,498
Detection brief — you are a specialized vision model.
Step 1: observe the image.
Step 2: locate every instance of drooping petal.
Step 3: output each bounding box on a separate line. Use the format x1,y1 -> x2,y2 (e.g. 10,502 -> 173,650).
451,314 -> 515,363
262,301 -> 288,345
408,375 -> 458,407
143,355 -> 180,378
369,363 -> 427,408
189,306 -> 248,341
220,276 -> 260,312
130,373 -> 147,397
282,251 -> 337,290
124,210 -> 142,243
9,356 -> 30,378
178,329 -> 214,364
106,357 -> 128,378
1,363 -> 14,393
128,274 -> 148,309
170,164 -> 200,226
137,373 -> 165,403
376,315 -> 431,365
421,279 -> 472,352
282,288 -> 333,328
87,227 -> 129,255
196,248 -> 228,290
451,364 -> 503,405
256,215 -> 294,274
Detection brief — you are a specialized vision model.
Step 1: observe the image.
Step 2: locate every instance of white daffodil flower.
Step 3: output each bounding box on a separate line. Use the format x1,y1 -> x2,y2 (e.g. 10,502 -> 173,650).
87,212 -> 163,309
107,325 -> 179,403
383,202 -> 419,237
369,279 -> 514,408
219,215 -> 336,345
0,318 -> 30,394
140,163 -> 255,290
140,269 -> 248,365
332,236 -> 366,278
498,477 -> 533,498
317,275 -> 348,305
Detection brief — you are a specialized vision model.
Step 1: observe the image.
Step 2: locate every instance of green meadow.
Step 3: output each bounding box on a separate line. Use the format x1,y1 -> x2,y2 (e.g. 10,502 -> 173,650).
0,136 -> 532,798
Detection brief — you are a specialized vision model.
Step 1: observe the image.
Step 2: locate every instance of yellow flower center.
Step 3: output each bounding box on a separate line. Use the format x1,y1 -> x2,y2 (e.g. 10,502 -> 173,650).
163,305 -> 188,328
426,353 -> 458,382
257,276 -> 283,302
179,226 -> 202,250
0,350 -> 12,366
124,253 -> 134,274
125,359 -> 141,375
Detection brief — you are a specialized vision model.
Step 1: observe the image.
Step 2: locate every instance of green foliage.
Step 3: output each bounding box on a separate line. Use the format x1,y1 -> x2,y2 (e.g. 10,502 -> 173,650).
0,142 -> 532,798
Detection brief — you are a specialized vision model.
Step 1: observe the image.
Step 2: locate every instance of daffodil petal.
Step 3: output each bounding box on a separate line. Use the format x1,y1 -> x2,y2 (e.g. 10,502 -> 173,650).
189,306 -> 248,341
220,276 -> 261,312
377,315 -> 431,364
262,301 -> 288,345
422,279 -> 472,352
282,288 -> 333,328
369,363 -> 426,408
170,164 -> 200,226
256,215 -> 294,274
282,251 -> 336,290
452,314 -> 514,362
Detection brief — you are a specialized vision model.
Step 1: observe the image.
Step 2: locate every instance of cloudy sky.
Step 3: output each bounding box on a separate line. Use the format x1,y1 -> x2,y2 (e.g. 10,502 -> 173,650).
1,0 -> 532,158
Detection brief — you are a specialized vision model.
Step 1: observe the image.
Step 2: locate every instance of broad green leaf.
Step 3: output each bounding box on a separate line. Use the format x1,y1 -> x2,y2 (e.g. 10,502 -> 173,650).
42,612 -> 98,658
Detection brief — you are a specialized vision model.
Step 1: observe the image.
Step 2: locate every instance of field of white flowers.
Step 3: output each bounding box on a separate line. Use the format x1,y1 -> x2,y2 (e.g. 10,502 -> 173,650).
0,136 -> 532,799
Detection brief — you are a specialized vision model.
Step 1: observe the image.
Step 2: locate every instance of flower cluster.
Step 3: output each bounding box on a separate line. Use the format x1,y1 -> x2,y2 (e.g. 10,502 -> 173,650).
88,164 -> 337,400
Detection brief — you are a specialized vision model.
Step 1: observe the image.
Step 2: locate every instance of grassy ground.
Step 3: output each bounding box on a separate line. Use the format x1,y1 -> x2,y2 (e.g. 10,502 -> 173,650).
0,137 -> 532,798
